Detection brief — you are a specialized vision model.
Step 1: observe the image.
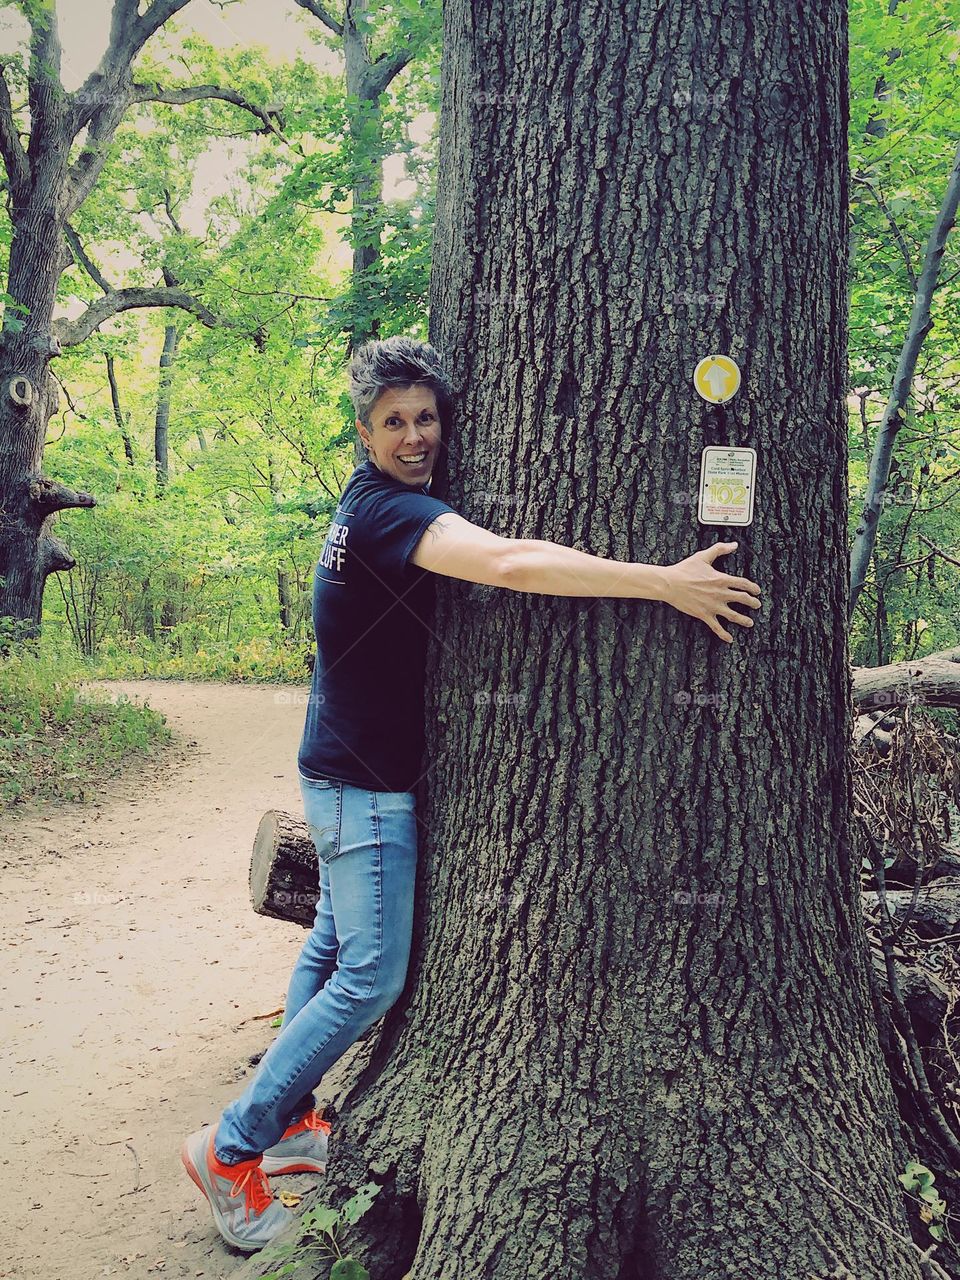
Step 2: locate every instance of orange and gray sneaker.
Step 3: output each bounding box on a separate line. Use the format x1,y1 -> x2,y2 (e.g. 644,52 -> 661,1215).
259,1108 -> 332,1175
180,1124 -> 292,1252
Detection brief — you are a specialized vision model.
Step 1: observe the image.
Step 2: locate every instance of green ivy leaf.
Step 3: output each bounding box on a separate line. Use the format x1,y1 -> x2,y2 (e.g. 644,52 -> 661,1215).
301,1205 -> 341,1234
339,1182 -> 382,1226
329,1260 -> 369,1280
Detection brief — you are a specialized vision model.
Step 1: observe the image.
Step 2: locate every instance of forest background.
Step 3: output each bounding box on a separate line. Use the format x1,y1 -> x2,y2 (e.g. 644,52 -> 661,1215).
0,0 -> 958,802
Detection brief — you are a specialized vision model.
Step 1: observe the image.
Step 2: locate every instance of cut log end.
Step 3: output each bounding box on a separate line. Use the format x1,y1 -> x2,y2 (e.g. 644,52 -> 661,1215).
250,809 -> 319,927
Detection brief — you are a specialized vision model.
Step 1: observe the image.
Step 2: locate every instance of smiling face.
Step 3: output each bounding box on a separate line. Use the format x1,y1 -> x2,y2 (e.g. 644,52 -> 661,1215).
355,384 -> 442,487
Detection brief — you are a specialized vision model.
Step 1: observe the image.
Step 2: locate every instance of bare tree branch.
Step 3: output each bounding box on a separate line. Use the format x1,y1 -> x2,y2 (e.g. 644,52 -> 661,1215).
293,0 -> 345,39
66,78 -> 284,217
29,476 -> 96,517
0,66 -> 30,199
53,285 -> 220,347
130,81 -> 284,138
64,89 -> 136,216
63,223 -> 114,293
132,0 -> 196,51
64,0 -> 201,215
917,533 -> 960,570
71,0 -> 193,134
852,174 -> 918,290
366,46 -> 415,99
162,186 -> 183,235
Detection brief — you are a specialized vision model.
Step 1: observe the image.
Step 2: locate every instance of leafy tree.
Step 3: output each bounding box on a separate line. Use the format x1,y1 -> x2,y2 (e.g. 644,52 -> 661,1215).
0,0 -> 284,637
847,0 -> 960,664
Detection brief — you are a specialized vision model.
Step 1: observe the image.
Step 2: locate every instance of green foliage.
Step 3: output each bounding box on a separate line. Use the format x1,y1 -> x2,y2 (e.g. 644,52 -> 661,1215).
0,9 -> 438,682
899,1159 -> 950,1243
847,1 -> 960,665
257,1181 -> 382,1280
0,634 -> 172,807
82,634 -> 313,683
20,23 -> 390,670
0,292 -> 29,334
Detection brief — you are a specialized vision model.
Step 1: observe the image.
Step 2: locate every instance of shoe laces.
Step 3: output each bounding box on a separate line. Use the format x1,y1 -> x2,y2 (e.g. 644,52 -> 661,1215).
303,1110 -> 332,1136
285,1109 -> 332,1138
228,1163 -> 275,1220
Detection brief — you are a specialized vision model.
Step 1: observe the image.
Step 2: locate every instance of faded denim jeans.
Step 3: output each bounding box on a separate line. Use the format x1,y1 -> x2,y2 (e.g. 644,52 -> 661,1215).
214,772 -> 417,1163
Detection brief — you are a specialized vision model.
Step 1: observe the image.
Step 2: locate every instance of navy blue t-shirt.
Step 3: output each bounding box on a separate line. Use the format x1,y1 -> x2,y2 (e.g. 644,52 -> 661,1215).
297,459 -> 456,792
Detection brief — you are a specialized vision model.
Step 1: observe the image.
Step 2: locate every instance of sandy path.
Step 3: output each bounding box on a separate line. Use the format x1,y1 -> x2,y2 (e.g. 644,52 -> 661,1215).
0,680 -> 334,1280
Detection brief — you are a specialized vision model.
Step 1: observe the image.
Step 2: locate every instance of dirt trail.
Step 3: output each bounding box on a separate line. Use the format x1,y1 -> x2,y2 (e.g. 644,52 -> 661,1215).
1,680 -> 331,1280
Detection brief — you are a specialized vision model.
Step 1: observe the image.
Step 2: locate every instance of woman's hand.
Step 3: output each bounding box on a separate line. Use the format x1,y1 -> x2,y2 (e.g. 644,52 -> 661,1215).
662,541 -> 762,644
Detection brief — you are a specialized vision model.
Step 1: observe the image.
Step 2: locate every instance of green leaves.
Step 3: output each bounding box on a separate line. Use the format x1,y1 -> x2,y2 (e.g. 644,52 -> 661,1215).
340,1183 -> 382,1226
258,1181 -> 382,1280
899,1159 -> 949,1243
329,1261 -> 369,1280
1,295 -> 30,334
302,1204 -> 342,1234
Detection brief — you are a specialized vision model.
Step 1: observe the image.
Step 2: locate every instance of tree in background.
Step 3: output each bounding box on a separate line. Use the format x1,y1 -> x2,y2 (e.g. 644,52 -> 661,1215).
846,0 -> 960,664
293,0 -> 438,357
0,0 -> 281,637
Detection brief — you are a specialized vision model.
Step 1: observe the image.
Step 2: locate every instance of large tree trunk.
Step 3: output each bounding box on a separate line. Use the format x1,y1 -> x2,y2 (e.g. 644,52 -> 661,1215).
253,816 -> 960,1058
239,5 -> 947,1279
0,194 -> 95,637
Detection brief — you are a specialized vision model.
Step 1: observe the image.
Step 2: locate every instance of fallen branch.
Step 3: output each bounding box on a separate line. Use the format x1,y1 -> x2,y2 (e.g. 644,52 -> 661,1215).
853,648 -> 960,712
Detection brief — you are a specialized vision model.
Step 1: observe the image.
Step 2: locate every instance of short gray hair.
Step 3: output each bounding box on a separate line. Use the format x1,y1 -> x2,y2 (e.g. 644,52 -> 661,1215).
348,336 -> 453,430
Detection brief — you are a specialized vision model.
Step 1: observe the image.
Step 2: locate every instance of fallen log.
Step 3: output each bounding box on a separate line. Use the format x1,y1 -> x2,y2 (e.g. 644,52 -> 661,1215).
863,884 -> 960,942
249,809 -> 319,927
928,850 -> 960,883
852,646 -> 960,712
868,944 -> 952,1047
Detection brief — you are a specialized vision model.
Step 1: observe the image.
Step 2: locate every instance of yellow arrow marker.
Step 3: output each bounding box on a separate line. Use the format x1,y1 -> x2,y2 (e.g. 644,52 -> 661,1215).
693,355 -> 741,404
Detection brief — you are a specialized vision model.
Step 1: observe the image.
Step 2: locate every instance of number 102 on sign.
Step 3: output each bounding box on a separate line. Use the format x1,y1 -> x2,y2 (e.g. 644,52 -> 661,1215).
697,446 -> 757,527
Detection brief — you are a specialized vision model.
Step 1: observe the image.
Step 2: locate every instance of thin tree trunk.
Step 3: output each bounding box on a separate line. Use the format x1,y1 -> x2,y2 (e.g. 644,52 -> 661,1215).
154,321 -> 178,493
294,0 -> 422,466
105,353 -> 135,465
849,139 -> 960,617
277,568 -> 293,631
152,319 -> 180,637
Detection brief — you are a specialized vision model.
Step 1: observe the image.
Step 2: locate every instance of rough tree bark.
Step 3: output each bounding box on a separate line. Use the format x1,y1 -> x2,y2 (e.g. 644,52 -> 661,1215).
252,816 -> 960,1099
235,4 -> 952,1279
0,0 -> 277,637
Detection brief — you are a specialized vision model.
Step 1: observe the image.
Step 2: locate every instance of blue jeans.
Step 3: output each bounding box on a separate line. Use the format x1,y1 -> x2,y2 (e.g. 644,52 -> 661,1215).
214,773 -> 418,1163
